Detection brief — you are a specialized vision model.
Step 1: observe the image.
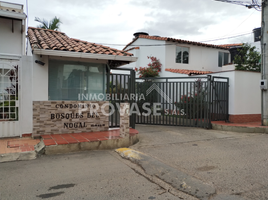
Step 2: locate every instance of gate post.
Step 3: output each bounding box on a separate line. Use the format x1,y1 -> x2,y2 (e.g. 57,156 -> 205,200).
207,75 -> 212,129
130,69 -> 136,129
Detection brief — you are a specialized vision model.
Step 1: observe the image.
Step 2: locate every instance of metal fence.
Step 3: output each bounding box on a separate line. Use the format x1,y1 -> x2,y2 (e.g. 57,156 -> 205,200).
135,75 -> 229,128
107,72 -> 229,129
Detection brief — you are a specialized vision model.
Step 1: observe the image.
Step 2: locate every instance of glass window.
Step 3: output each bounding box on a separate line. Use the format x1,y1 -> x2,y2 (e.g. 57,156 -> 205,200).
176,46 -> 189,64
218,52 -> 229,67
49,60 -> 106,100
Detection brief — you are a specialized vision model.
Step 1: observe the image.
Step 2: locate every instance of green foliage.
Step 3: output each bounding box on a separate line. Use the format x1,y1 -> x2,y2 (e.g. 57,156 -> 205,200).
234,43 -> 261,72
175,79 -> 207,119
35,16 -> 62,31
135,56 -> 162,78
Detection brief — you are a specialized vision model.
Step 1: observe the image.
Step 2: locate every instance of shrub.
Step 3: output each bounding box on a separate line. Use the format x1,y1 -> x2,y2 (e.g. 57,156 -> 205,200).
135,56 -> 162,78
174,79 -> 207,119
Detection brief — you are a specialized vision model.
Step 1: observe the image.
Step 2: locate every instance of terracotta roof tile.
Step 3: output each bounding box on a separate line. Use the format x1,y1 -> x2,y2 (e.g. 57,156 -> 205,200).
217,43 -> 243,48
165,68 -> 212,76
28,27 -> 133,57
123,34 -> 233,51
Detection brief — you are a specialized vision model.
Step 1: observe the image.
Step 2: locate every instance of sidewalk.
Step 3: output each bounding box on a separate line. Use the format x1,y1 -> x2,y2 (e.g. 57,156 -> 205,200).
0,137 -> 40,154
212,121 -> 268,133
0,128 -> 139,162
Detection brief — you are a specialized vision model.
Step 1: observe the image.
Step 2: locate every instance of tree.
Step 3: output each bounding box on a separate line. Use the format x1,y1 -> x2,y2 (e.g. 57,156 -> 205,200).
234,43 -> 261,72
35,16 -> 62,31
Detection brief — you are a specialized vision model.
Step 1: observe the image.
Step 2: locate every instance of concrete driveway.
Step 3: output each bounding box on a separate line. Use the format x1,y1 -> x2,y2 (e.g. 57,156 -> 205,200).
132,125 -> 268,200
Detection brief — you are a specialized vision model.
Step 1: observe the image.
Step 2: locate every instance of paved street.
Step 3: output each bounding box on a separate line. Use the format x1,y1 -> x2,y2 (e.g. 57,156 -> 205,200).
0,150 -> 178,200
1,125 -> 268,200
133,125 -> 268,200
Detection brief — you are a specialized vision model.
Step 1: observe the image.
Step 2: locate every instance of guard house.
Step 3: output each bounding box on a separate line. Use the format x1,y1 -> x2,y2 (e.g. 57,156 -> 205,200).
0,1 -> 137,138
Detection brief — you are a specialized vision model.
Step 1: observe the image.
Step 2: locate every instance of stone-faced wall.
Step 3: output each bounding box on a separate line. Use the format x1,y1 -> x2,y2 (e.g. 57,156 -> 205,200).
120,103 -> 130,138
33,101 -> 109,137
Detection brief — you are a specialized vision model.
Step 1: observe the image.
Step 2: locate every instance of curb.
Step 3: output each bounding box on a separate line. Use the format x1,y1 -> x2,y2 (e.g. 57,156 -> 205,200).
0,134 -> 139,162
212,123 -> 268,133
116,148 -> 216,200
0,141 -> 45,163
44,134 -> 139,155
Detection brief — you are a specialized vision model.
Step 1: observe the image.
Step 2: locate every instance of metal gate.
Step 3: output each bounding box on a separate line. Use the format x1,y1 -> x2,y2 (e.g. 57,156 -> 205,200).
211,76 -> 229,121
135,75 -> 229,128
107,69 -> 136,128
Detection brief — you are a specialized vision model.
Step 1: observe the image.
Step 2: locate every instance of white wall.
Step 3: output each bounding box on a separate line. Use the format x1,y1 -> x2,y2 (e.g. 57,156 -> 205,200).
123,37 -> 230,73
0,18 -> 23,55
32,54 -> 49,101
122,38 -> 166,76
205,71 -> 261,115
20,55 -> 33,134
165,41 -> 230,72
233,71 -> 261,115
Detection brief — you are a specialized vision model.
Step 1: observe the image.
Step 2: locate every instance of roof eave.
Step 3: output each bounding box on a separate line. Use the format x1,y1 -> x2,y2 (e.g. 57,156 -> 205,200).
0,10 -> 26,20
32,49 -> 138,63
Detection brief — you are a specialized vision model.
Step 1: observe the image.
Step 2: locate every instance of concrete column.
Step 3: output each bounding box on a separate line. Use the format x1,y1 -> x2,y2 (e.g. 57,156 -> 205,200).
120,103 -> 129,138
262,1 -> 268,125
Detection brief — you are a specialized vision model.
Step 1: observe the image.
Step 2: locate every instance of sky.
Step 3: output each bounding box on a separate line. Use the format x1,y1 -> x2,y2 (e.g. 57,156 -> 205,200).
4,0 -> 262,50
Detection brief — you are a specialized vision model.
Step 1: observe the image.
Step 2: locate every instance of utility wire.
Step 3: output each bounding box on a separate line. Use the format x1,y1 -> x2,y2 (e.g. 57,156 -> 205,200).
198,32 -> 252,43
95,32 -> 252,48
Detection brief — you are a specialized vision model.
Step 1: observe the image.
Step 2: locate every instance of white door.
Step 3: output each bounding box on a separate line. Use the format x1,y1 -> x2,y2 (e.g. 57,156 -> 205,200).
0,59 -> 20,138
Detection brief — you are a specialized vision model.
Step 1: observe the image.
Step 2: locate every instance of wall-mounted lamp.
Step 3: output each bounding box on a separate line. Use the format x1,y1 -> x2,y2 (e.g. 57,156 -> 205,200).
35,60 -> 45,66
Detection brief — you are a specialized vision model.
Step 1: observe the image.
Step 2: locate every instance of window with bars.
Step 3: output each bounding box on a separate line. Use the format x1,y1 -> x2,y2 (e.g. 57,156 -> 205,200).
0,65 -> 18,120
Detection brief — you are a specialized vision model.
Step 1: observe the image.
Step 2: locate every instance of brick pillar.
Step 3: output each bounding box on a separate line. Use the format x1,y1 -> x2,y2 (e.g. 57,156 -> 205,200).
120,103 -> 130,138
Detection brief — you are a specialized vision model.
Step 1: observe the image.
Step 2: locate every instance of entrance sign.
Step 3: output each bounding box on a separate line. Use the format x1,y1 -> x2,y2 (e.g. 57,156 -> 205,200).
33,101 -> 109,137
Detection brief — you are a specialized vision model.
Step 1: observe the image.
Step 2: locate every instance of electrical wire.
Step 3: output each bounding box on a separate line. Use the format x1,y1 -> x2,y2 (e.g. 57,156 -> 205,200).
214,0 -> 261,11
224,11 -> 255,37
95,32 -> 253,48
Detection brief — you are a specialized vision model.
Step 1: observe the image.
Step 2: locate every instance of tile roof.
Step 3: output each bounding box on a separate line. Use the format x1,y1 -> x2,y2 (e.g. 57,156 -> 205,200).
217,43 -> 243,48
123,34 -> 230,51
28,27 -> 133,57
165,68 -> 212,76
125,47 -> 140,52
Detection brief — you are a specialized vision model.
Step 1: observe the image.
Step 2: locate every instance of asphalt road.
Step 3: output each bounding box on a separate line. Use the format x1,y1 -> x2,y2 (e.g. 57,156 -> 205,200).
0,150 -> 178,200
132,125 -> 268,200
1,125 -> 268,200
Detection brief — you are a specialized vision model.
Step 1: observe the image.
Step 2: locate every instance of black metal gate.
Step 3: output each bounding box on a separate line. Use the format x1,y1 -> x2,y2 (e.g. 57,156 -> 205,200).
107,72 -> 229,129
135,75 -> 229,128
107,69 -> 136,128
211,76 -> 229,121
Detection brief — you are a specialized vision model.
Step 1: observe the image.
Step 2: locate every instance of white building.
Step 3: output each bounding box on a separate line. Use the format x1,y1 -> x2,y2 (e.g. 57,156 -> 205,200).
0,2 -> 137,138
121,32 -> 261,123
122,32 -> 243,76
0,1 -> 28,138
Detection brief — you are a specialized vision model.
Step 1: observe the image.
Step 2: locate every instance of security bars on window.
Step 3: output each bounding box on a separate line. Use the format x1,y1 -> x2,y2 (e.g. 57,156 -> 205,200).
0,66 -> 18,120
